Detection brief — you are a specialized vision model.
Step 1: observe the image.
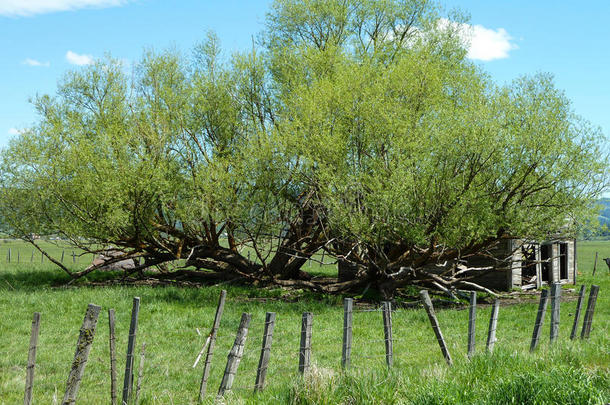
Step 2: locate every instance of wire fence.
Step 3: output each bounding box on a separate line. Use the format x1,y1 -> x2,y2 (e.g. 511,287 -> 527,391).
16,283 -> 602,405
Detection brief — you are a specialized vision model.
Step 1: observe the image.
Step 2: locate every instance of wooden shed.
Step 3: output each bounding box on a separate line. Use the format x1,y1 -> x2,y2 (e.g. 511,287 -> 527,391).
467,237 -> 577,291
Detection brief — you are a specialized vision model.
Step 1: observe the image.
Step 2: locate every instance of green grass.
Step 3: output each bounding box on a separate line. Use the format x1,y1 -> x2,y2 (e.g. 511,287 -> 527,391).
0,240 -> 608,404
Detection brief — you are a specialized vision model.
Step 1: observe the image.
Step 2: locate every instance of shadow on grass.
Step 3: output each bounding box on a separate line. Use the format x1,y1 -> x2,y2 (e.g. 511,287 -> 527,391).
0,265 -> 131,291
0,264 -> 344,314
0,266 -> 71,290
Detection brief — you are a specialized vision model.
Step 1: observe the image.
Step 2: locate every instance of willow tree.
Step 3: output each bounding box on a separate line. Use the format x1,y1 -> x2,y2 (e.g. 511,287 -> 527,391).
261,0 -> 608,295
0,0 -> 607,295
0,40 -> 323,281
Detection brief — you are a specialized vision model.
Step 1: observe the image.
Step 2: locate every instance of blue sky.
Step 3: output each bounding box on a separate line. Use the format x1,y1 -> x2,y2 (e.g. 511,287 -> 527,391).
1,0 -> 609,154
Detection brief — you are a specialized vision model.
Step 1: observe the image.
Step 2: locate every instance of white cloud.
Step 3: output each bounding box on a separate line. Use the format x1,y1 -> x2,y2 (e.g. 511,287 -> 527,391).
22,58 -> 50,67
466,25 -> 517,61
439,18 -> 518,62
8,127 -> 21,136
66,50 -> 94,66
0,0 -> 129,17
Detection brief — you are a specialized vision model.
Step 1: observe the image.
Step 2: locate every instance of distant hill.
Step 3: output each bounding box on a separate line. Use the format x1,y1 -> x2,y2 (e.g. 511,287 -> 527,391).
599,198 -> 610,226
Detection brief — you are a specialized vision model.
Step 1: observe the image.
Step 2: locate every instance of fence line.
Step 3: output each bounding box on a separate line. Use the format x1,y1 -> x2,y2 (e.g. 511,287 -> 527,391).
15,284 -> 602,403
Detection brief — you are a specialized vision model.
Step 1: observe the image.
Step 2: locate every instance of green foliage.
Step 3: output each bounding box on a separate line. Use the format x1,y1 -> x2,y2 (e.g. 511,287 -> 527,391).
265,0 -> 608,273
0,0 -> 608,285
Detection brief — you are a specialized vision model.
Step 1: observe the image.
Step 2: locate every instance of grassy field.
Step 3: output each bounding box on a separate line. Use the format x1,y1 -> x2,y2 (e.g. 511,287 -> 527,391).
0,240 -> 608,404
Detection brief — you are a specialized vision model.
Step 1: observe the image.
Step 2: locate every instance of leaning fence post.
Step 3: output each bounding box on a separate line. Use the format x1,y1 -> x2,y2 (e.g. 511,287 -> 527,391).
420,290 -> 452,366
382,301 -> 393,368
62,304 -> 102,405
298,312 -> 313,375
24,312 -> 41,405
198,289 -> 227,401
570,285 -> 586,340
581,285 -> 600,339
592,252 -> 598,275
550,282 -> 561,343
486,299 -> 500,352
254,312 -> 276,392
530,289 -> 549,352
61,250 -> 65,263
122,297 -> 140,405
108,309 -> 118,405
467,292 -> 477,358
217,313 -> 251,397
341,298 -> 353,369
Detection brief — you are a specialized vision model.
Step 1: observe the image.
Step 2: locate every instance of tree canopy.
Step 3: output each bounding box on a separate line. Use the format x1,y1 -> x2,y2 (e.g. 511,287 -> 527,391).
1,0 -> 607,296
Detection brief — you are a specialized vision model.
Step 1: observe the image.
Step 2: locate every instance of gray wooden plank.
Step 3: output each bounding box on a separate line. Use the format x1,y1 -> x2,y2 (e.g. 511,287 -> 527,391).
382,301 -> 393,368
298,312 -> 313,375
420,290 -> 452,366
581,285 -> 600,339
570,285 -> 585,340
254,312 -> 276,392
341,298 -> 353,369
122,297 -> 140,405
486,300 -> 499,352
62,304 -> 102,405
23,312 -> 41,405
108,309 -> 117,405
550,283 -> 561,343
218,313 -> 251,397
530,289 -> 549,352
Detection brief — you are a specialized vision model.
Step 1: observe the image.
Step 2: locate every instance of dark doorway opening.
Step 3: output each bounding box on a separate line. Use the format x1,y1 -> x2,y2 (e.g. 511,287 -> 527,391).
560,243 -> 568,280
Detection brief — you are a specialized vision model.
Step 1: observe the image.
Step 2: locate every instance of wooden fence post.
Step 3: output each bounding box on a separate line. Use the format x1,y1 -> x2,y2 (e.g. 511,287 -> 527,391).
419,290 -> 452,366
135,342 -> 146,405
72,251 -> 76,264
486,299 -> 500,352
254,312 -> 276,392
30,251 -> 34,263
122,297 -> 140,405
8,248 -> 11,263
581,285 -> 600,339
198,289 -> 227,401
108,309 -> 117,405
467,292 -> 477,358
530,289 -> 549,352
40,252 -> 43,264
298,312 -> 313,375
592,252 -> 598,275
382,301 -> 393,368
24,312 -> 41,405
217,313 -> 251,397
570,285 -> 586,340
61,250 -> 65,263
550,282 -> 561,343
341,298 -> 353,369
17,250 -> 20,264
62,304 -> 102,405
